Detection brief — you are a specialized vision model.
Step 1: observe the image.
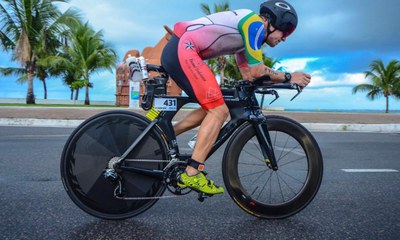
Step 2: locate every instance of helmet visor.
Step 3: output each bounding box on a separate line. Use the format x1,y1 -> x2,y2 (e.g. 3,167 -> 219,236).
281,23 -> 295,38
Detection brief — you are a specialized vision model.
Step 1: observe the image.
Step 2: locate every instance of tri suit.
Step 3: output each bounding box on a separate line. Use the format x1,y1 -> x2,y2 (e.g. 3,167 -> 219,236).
161,9 -> 265,110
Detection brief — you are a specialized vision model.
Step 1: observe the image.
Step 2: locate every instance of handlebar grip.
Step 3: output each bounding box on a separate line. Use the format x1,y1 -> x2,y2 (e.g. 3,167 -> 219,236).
257,82 -> 299,90
253,75 -> 272,86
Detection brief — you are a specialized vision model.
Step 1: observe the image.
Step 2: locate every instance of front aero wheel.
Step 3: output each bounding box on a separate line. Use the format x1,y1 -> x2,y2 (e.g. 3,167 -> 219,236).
60,110 -> 168,220
222,115 -> 323,219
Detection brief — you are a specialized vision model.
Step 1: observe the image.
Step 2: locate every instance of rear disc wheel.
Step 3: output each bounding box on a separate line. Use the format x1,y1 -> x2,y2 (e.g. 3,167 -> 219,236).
60,111 -> 168,219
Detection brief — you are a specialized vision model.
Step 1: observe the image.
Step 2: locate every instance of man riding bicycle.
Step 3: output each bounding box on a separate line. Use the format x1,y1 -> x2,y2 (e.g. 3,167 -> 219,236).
161,0 -> 311,195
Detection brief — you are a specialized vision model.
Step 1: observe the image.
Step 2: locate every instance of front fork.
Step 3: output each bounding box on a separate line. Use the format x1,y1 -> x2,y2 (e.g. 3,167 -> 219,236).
251,115 -> 278,171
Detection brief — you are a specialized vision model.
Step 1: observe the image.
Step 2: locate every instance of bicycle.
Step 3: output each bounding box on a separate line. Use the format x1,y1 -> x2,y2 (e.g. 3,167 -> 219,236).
60,64 -> 323,220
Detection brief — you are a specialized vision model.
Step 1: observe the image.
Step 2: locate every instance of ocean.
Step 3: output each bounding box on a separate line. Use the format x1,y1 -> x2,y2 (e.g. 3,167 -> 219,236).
284,108 -> 400,114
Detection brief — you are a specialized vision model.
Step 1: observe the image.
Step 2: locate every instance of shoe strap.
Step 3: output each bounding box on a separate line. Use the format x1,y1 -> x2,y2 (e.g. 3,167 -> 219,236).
187,158 -> 205,171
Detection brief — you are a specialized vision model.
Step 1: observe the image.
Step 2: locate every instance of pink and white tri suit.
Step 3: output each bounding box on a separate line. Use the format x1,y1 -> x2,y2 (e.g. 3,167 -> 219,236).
161,9 -> 265,110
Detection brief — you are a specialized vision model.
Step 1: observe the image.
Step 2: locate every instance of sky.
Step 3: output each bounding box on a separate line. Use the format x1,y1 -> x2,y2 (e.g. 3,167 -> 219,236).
1,0 -> 400,112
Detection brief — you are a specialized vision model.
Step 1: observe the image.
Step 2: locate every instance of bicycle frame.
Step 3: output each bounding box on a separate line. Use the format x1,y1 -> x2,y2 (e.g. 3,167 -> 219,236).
115,80 -> 279,177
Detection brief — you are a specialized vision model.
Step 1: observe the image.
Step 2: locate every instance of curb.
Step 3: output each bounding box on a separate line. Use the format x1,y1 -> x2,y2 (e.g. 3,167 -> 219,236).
301,123 -> 400,133
0,118 -> 83,128
1,118 -> 399,133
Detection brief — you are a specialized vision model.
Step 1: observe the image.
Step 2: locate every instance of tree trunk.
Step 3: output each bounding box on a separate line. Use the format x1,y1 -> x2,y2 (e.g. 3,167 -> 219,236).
75,89 -> 79,101
84,85 -> 90,105
70,88 -> 74,100
26,69 -> 35,104
41,79 -> 47,99
218,56 -> 226,87
385,96 -> 389,113
220,69 -> 225,88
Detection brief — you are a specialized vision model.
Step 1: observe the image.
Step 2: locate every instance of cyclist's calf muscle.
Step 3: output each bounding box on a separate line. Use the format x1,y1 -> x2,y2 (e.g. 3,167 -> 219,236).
188,104 -> 229,175
173,108 -> 206,136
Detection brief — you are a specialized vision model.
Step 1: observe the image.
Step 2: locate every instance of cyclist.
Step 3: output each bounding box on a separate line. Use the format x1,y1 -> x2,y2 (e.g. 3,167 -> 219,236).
161,0 -> 311,195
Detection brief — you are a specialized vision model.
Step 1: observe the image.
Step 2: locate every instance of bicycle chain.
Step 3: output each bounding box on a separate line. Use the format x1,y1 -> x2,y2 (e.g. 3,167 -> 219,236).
114,194 -> 181,200
112,158 -> 188,201
123,159 -> 175,163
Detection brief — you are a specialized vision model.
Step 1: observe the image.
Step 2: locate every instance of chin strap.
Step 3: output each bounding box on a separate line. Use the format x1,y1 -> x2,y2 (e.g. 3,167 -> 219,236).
263,15 -> 277,43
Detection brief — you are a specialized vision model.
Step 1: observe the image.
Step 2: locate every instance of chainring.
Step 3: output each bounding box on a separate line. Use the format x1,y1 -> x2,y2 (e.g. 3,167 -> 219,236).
165,162 -> 192,195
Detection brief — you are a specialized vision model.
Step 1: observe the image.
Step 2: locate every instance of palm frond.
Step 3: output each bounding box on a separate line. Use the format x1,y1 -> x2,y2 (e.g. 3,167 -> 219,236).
0,66 -> 26,76
200,3 -> 211,15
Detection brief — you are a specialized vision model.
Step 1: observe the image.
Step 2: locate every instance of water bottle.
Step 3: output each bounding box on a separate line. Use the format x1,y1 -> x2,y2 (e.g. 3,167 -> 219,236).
126,55 -> 142,81
138,56 -> 149,80
188,134 -> 197,149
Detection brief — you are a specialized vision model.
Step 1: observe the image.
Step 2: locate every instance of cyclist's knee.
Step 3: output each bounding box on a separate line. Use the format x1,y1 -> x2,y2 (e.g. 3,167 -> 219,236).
207,103 -> 229,123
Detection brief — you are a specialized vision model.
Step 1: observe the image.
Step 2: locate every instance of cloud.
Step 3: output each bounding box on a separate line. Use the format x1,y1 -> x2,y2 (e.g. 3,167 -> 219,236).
91,71 -> 115,91
269,0 -> 400,58
276,58 -> 318,72
59,1 -> 170,58
309,71 -> 366,88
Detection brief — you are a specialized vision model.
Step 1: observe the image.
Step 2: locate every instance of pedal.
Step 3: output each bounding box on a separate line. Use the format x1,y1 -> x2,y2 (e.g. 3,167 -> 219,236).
197,192 -> 213,202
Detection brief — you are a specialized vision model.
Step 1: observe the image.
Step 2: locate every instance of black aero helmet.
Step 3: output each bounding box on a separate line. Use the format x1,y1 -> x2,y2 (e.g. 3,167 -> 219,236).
260,0 -> 298,37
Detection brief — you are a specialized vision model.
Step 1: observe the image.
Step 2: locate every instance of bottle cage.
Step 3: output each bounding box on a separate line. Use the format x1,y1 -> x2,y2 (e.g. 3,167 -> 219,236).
141,65 -> 169,111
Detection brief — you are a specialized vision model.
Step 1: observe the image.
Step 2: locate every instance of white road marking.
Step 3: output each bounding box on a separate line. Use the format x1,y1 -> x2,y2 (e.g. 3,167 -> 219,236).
341,169 -> 398,173
0,134 -> 69,139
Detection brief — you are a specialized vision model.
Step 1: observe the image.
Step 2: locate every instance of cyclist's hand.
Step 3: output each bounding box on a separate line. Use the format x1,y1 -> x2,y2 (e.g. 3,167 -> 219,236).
290,72 -> 311,87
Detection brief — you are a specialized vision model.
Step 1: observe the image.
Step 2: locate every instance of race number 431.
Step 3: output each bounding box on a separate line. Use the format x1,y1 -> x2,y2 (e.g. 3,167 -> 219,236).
154,98 -> 177,111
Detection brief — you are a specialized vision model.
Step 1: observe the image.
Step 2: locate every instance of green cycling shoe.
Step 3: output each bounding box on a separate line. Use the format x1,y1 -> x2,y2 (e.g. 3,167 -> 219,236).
178,172 -> 224,195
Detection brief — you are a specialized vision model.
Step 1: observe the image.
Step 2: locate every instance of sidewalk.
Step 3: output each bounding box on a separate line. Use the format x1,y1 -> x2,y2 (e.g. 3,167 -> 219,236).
1,106 -> 399,132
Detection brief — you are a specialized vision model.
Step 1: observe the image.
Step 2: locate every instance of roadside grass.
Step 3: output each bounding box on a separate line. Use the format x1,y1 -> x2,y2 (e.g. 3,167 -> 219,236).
0,103 -> 200,109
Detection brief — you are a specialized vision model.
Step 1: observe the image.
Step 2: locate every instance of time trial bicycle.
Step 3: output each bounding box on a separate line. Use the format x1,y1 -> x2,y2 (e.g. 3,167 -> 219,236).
60,64 -> 323,220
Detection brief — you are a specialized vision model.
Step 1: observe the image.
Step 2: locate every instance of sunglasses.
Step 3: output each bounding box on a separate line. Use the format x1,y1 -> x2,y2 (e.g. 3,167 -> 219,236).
281,24 -> 295,38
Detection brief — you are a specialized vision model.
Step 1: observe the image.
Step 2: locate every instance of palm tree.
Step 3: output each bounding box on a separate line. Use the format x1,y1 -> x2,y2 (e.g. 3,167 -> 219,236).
263,56 -> 281,70
41,21 -> 117,105
224,55 -> 242,87
352,59 -> 400,113
35,28 -> 72,99
0,64 -> 57,100
0,34 -> 73,100
0,58 -> 66,100
0,67 -> 28,90
200,2 -> 230,87
0,0 -> 80,104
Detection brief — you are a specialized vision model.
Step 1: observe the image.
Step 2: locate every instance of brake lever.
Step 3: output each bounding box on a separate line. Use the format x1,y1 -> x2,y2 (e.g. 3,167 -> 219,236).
268,90 -> 279,105
290,84 -> 303,101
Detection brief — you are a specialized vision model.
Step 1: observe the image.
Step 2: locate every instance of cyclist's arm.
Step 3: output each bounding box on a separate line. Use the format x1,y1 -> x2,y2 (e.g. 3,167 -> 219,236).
235,51 -> 285,82
252,64 -> 286,83
236,12 -> 311,87
235,52 -> 311,87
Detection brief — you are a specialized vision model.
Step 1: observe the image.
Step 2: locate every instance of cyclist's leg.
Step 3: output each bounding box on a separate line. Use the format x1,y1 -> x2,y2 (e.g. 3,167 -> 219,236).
174,34 -> 229,164
189,104 -> 228,175
162,35 -> 206,136
173,108 -> 206,136
175,34 -> 229,194
178,104 -> 228,195
161,34 -> 228,194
